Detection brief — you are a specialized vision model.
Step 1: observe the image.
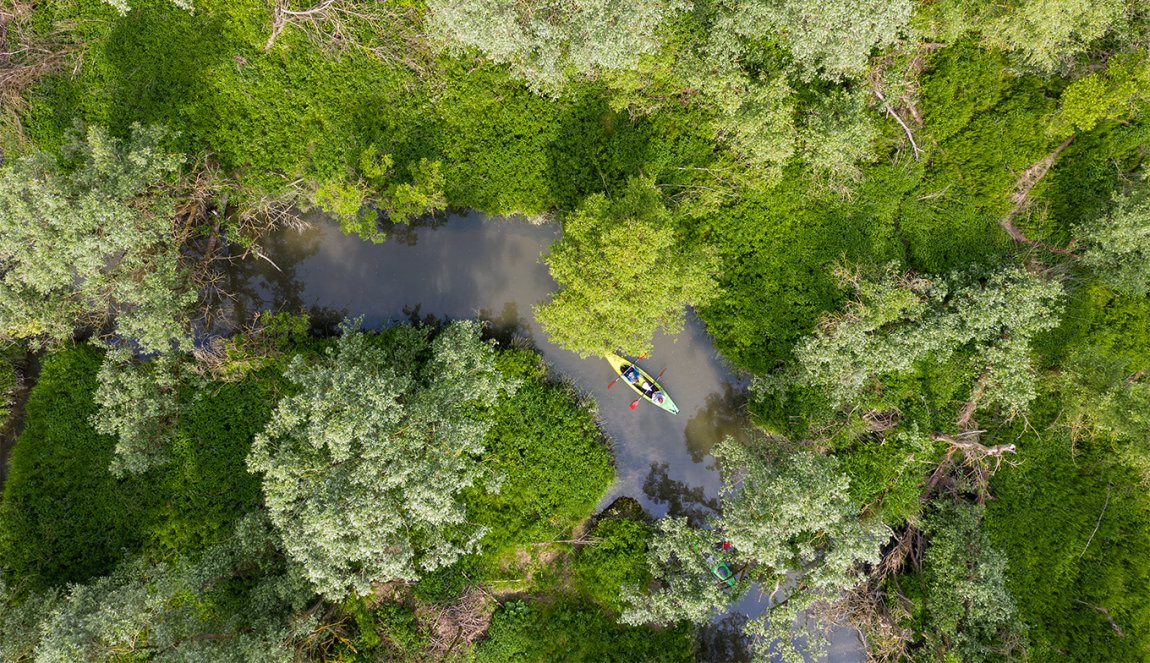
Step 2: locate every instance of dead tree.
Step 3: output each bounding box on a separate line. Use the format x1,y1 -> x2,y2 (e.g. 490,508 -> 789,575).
928,431 -> 1018,502
262,0 -> 435,77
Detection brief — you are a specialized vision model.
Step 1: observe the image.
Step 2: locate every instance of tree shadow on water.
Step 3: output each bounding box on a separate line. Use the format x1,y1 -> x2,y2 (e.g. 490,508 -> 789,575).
642,462 -> 720,527
476,301 -> 537,347
684,383 -> 751,463
696,612 -> 752,663
202,224 -> 323,336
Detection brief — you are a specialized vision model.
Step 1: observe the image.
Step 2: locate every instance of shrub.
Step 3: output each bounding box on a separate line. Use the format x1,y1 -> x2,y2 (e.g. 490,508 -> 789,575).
572,516 -> 654,612
476,597 -> 693,662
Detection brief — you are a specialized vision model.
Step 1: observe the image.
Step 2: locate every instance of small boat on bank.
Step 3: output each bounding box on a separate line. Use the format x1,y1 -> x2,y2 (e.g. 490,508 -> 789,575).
605,353 -> 679,414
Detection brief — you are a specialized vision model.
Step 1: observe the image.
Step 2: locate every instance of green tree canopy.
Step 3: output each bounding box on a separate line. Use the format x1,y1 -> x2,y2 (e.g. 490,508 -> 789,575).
247,320 -> 514,600
1076,188 -> 1150,297
534,178 -> 720,358
918,500 -> 1026,660
919,0 -> 1134,74
428,0 -> 688,95
622,437 -> 885,662
774,263 -> 1064,418
0,123 -> 193,354
713,77 -> 798,186
718,0 -> 913,81
0,513 -> 314,662
315,148 -> 447,244
91,349 -> 192,478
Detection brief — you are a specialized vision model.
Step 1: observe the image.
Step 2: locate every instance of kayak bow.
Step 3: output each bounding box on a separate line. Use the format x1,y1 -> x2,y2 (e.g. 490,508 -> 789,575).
605,353 -> 679,414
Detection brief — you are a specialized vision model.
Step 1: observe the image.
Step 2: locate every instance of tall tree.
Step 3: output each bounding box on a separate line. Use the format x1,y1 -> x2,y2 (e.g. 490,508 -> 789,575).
798,88 -> 879,194
0,513 -> 315,662
0,123 -> 193,354
713,77 -> 798,186
534,178 -> 720,358
774,263 -> 1064,418
247,320 -> 513,600
919,0 -> 1135,74
427,0 -> 687,95
622,437 -> 884,662
91,349 -> 193,477
1075,187 -> 1150,297
718,0 -> 913,81
918,500 -> 1026,660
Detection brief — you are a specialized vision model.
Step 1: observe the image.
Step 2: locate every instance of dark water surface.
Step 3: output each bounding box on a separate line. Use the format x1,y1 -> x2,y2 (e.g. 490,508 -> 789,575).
228,211 -> 744,516
224,212 -> 863,662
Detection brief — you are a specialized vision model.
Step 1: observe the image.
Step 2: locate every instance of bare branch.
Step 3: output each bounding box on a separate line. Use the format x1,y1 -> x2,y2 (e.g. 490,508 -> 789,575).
999,137 -> 1078,256
1079,484 -> 1111,559
873,89 -> 923,159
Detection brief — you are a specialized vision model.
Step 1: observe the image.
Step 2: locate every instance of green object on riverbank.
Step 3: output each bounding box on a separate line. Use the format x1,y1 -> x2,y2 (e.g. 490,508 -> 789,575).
605,353 -> 679,414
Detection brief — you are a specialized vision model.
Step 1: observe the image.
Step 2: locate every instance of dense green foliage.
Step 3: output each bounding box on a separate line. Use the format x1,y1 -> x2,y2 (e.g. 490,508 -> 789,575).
467,349 -> 613,565
985,431 -> 1150,661
0,123 -> 192,353
0,513 -> 314,662
0,336 -> 621,659
912,501 -> 1025,660
3,0 -> 1150,659
428,0 -> 687,95
248,321 -> 511,600
1076,186 -> 1150,296
535,177 -> 720,357
476,597 -> 694,662
766,263 -> 1064,417
572,515 -> 654,613
0,345 -> 271,588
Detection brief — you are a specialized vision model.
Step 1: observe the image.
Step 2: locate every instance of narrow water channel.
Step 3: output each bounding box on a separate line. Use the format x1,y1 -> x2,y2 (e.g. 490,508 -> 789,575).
222,212 -> 863,662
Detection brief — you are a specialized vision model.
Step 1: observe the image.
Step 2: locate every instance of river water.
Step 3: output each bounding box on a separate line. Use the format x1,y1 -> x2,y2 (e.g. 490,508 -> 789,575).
222,212 -> 863,662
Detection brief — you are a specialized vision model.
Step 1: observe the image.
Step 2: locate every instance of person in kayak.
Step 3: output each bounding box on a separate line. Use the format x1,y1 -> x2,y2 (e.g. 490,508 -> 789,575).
652,390 -> 666,406
624,364 -> 657,397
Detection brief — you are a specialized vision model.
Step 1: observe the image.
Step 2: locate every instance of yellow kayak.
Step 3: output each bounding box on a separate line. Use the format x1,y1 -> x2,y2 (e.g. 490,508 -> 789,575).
605,353 -> 679,414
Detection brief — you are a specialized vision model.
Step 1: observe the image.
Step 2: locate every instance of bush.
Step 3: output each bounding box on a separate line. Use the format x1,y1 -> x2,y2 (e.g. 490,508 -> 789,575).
0,344 -> 278,588
475,597 -> 693,662
572,516 -> 654,612
465,350 -> 614,572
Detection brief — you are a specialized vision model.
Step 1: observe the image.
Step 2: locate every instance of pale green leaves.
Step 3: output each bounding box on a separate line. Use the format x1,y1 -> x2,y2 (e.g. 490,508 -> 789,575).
1,513 -> 314,662
720,0 -> 913,81
622,437 -> 885,662
919,0 -> 1133,75
91,349 -> 194,478
619,517 -> 732,626
985,0 -> 1129,74
0,123 -> 193,353
714,77 -> 798,186
790,263 -> 1064,418
799,89 -> 879,194
248,320 -> 513,600
428,0 -> 688,95
534,178 -> 720,358
920,501 -> 1025,659
1076,188 -> 1150,296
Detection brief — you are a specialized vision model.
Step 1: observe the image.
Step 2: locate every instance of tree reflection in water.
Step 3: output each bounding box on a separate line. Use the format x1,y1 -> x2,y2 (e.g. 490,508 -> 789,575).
642,461 -> 719,527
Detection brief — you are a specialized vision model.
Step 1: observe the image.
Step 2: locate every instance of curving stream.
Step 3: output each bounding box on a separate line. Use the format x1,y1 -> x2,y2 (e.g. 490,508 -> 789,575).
221,212 -> 864,662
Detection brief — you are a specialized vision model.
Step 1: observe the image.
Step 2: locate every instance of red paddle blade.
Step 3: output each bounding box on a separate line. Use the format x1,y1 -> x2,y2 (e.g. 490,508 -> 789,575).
607,377 -> 618,390
630,399 -> 639,410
